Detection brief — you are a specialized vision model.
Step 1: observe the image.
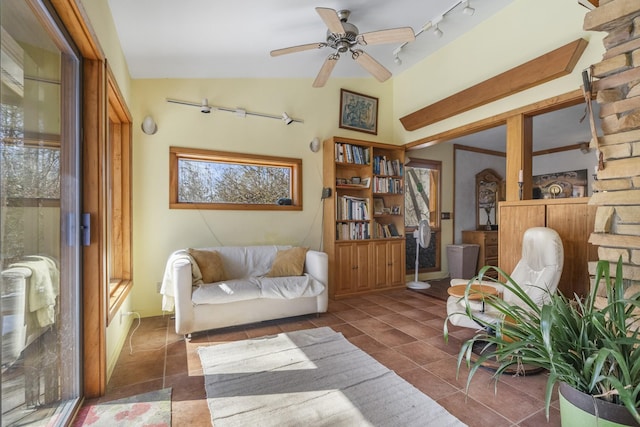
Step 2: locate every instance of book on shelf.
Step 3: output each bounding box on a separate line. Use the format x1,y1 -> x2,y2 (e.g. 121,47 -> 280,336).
374,221 -> 402,238
373,156 -> 404,176
335,143 -> 370,165
336,195 -> 370,221
336,221 -> 370,240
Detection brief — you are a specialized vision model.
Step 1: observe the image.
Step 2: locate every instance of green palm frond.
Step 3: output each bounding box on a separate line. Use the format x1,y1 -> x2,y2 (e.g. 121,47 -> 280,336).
444,257 -> 640,424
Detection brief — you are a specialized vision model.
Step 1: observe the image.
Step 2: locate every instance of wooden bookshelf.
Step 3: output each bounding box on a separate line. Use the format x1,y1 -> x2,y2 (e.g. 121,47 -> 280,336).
322,136 -> 406,298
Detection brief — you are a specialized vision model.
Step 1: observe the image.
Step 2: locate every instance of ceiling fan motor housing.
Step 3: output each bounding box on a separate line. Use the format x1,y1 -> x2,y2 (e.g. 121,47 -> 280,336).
326,22 -> 358,53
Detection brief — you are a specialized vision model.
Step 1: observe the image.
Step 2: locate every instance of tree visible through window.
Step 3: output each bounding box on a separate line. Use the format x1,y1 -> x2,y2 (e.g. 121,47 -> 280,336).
170,147 -> 302,210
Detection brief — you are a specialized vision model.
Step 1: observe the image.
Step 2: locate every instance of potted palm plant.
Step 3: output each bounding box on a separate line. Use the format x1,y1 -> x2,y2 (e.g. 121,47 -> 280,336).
445,258 -> 640,426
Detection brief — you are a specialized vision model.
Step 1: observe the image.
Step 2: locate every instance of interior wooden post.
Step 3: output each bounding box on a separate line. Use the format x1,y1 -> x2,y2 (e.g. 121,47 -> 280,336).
505,114 -> 532,201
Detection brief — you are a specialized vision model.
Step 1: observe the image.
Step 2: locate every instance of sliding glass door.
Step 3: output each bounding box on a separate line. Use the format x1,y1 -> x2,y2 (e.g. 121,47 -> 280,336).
1,0 -> 81,425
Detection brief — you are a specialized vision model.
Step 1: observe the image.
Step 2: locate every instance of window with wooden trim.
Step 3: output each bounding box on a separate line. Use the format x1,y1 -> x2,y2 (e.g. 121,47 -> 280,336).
106,70 -> 132,325
404,158 -> 441,273
170,147 -> 302,210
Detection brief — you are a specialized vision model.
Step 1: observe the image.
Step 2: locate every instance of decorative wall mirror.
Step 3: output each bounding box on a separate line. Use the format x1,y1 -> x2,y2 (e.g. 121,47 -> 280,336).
476,168 -> 503,230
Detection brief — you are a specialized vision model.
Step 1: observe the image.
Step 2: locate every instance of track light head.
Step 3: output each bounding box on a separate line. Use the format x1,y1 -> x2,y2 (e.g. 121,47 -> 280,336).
282,112 -> 293,125
394,55 -> 402,65
463,1 -> 475,16
433,25 -> 443,38
200,98 -> 211,114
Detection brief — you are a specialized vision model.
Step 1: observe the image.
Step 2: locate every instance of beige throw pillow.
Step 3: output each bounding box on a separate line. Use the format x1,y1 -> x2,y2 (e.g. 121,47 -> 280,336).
266,247 -> 308,277
187,248 -> 226,283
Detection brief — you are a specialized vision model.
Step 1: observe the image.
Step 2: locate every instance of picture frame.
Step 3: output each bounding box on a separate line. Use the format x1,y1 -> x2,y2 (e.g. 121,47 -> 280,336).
373,197 -> 385,215
339,89 -> 378,135
532,169 -> 588,199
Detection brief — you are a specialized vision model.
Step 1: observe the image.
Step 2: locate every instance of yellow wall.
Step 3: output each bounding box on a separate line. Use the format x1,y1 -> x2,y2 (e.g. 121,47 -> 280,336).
130,78 -> 392,316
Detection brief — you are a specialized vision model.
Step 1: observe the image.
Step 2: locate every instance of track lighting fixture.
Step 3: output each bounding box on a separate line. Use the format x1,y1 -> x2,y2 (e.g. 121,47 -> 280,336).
141,115 -> 157,135
462,1 -> 475,16
282,112 -> 293,125
392,0 -> 478,61
166,98 -> 303,125
200,98 -> 211,114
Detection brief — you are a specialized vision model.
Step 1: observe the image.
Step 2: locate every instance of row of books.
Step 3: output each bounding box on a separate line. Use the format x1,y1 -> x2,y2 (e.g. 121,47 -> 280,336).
335,143 -> 370,165
372,177 -> 403,194
373,156 -> 403,176
373,222 -> 401,239
336,222 -> 370,240
336,195 -> 370,221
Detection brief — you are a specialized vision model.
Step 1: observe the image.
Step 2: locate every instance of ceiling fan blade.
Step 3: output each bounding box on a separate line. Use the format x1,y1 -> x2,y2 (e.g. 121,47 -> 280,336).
270,42 -> 325,57
313,56 -> 338,88
353,51 -> 392,82
359,27 -> 415,46
316,7 -> 345,34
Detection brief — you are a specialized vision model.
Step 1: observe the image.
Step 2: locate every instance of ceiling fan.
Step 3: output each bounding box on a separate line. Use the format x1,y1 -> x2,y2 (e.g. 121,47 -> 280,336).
270,7 -> 415,88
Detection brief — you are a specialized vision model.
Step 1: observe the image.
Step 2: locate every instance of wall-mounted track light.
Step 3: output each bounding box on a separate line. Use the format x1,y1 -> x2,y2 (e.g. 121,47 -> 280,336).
166,98 -> 304,125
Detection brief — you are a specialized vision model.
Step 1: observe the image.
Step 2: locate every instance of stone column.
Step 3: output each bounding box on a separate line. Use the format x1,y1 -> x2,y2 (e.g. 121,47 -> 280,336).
584,0 -> 640,288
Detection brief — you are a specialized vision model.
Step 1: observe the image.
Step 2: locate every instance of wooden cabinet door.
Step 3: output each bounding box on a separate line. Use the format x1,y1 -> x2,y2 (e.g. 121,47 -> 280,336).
372,241 -> 389,289
547,203 -> 597,298
372,240 -> 405,289
353,242 -> 373,292
388,239 -> 405,287
335,244 -> 355,296
499,204 -> 545,274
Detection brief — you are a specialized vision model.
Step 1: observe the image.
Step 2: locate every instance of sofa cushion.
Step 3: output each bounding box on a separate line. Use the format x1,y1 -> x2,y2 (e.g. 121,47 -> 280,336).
259,275 -> 325,299
266,247 -> 308,277
203,246 -> 289,279
192,278 -> 261,305
188,248 -> 226,283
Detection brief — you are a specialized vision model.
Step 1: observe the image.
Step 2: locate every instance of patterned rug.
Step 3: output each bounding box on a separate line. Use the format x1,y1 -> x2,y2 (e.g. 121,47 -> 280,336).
199,327 -> 466,426
73,388 -> 171,426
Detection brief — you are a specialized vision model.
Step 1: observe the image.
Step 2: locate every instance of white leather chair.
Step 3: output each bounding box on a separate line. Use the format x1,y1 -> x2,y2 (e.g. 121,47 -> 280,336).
446,227 -> 564,330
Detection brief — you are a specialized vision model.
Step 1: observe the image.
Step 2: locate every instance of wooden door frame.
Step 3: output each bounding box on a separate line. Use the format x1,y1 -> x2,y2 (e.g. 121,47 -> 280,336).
50,0 -> 132,398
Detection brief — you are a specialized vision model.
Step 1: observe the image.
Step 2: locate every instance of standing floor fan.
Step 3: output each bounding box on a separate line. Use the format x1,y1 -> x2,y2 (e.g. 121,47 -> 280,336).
407,219 -> 431,290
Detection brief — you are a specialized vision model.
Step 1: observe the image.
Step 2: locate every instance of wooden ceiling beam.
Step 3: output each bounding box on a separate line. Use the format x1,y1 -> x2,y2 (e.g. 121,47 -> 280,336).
399,38 -> 588,131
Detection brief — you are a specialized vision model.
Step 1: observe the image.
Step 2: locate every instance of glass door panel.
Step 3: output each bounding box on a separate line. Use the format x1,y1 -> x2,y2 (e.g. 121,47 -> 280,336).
1,0 -> 81,425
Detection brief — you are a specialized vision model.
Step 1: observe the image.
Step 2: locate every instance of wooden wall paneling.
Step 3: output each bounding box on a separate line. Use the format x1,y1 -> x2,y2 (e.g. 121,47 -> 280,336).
547,202 -> 597,298
498,203 -> 546,275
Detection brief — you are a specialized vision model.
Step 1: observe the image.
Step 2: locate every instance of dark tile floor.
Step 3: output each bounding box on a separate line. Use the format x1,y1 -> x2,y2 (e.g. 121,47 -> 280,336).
94,289 -> 562,426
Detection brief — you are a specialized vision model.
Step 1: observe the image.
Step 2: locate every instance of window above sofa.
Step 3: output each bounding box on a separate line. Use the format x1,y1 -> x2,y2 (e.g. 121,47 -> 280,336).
169,146 -> 302,210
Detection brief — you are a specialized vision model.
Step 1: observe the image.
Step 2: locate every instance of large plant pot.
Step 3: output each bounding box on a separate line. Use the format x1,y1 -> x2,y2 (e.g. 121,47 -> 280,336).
559,382 -> 638,427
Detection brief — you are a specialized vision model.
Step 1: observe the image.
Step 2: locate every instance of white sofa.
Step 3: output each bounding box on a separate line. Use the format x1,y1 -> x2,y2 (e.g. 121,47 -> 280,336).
161,245 -> 328,336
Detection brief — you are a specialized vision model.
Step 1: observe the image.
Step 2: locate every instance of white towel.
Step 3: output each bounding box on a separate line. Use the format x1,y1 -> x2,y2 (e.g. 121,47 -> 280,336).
160,250 -> 201,312
10,259 -> 58,327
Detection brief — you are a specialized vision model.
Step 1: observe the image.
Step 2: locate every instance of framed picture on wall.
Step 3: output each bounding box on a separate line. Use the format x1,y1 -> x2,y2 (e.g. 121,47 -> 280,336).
339,89 -> 378,135
532,169 -> 588,199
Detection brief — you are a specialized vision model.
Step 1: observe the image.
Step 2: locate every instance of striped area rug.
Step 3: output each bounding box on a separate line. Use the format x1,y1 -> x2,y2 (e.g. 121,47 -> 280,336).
199,327 -> 465,427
